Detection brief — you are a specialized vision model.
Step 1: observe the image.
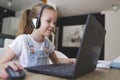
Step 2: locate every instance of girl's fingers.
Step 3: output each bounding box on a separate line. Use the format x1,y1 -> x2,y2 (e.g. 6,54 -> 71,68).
13,60 -> 23,70
7,61 -> 23,71
0,66 -> 8,79
71,58 -> 76,64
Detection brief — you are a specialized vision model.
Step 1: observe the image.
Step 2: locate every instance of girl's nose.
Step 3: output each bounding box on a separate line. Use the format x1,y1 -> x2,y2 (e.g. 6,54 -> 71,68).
51,23 -> 55,28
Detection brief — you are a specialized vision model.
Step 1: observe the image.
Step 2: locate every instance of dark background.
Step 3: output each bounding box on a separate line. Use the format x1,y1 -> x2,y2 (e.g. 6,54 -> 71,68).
0,6 -> 15,33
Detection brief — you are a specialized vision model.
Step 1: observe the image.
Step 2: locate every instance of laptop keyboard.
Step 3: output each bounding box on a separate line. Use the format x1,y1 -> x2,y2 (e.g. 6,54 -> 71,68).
43,64 -> 74,73
25,64 -> 75,76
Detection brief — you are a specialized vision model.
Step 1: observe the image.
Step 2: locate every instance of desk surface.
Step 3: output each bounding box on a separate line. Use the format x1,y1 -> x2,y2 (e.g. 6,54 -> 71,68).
0,68 -> 120,80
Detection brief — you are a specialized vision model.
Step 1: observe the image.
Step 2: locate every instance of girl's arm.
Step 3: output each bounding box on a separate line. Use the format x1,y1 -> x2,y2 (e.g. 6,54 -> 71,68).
0,48 -> 23,79
49,51 -> 76,64
0,48 -> 16,64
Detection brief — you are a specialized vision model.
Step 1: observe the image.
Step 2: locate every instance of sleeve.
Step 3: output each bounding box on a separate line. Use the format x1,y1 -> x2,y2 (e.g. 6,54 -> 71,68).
8,35 -> 27,56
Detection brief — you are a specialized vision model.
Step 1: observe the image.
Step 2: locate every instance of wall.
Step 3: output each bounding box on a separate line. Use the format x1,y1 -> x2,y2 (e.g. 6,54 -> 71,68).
2,17 -> 19,36
15,0 -> 57,18
103,9 -> 120,60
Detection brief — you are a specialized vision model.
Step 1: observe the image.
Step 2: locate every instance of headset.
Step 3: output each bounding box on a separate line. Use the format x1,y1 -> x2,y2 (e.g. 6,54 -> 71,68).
32,4 -> 48,29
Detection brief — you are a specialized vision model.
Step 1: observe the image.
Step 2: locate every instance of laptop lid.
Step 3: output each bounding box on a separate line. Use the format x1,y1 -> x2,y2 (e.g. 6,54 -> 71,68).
73,14 -> 106,78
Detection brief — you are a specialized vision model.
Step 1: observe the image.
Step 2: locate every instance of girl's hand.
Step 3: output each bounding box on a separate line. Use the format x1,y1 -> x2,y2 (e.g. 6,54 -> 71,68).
57,58 -> 76,64
70,58 -> 76,64
0,60 -> 23,79
0,64 -> 8,79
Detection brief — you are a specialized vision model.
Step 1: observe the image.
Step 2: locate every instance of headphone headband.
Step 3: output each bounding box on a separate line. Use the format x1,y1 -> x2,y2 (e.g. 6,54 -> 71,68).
32,4 -> 48,29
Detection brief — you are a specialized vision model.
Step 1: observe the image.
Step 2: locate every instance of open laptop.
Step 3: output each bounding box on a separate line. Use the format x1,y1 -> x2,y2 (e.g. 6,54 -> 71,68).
25,14 -> 106,79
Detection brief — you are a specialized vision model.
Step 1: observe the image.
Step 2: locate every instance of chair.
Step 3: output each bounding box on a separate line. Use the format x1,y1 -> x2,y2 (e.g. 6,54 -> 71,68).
0,38 -> 14,58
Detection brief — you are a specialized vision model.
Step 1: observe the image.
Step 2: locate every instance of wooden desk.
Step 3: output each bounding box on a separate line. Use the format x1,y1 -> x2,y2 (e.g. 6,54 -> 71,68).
0,68 -> 120,80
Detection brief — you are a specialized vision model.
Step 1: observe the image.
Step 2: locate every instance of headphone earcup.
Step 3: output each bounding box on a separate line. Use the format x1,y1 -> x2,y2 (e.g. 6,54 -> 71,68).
32,18 -> 41,29
36,18 -> 41,29
32,18 -> 38,29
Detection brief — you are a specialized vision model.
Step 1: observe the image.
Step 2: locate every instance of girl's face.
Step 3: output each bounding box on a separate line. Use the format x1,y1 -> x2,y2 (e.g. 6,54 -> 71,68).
37,9 -> 57,37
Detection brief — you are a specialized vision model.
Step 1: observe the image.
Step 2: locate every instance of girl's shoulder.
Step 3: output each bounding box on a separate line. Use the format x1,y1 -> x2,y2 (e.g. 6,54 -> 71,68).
16,34 -> 28,39
15,34 -> 28,41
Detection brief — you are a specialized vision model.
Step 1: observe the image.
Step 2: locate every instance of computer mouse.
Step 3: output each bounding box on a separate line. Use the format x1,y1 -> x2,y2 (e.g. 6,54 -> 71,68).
6,67 -> 26,80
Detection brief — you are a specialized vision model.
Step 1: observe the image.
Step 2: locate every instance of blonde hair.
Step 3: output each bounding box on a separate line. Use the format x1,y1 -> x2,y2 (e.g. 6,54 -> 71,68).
16,3 -> 56,36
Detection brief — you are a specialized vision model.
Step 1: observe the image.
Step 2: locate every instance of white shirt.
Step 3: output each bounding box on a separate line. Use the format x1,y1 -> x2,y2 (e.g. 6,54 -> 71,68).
9,34 -> 55,67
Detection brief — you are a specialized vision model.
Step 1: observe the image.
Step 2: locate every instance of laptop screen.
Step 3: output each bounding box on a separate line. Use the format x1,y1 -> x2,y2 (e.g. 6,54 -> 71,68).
73,14 -> 106,78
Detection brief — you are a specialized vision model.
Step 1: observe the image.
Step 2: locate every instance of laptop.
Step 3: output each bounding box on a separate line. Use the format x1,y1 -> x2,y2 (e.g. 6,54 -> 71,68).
25,14 -> 106,79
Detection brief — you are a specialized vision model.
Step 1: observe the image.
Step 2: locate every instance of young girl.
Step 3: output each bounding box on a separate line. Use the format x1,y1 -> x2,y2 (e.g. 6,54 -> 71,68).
0,3 -> 76,79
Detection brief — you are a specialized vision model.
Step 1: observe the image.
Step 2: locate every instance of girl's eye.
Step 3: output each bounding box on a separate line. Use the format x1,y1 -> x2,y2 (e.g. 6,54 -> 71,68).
47,20 -> 51,23
46,20 -> 56,25
54,22 -> 56,25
